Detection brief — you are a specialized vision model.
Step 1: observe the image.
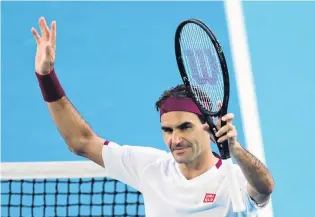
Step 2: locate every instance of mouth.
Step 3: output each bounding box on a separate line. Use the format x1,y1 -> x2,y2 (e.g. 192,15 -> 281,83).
173,146 -> 190,154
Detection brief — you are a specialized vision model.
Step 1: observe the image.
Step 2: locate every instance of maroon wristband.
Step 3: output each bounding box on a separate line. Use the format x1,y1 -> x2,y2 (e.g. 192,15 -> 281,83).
35,69 -> 65,102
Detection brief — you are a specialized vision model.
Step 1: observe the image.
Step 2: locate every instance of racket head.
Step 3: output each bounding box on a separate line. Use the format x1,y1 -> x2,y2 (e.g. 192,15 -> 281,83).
174,19 -> 231,159
175,18 -> 230,117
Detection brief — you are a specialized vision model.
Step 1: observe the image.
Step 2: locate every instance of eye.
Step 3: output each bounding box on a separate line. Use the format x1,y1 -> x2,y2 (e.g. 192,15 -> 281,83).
162,127 -> 173,133
179,123 -> 192,131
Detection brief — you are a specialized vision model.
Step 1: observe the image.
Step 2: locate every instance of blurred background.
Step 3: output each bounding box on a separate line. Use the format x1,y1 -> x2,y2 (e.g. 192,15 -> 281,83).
2,1 -> 314,217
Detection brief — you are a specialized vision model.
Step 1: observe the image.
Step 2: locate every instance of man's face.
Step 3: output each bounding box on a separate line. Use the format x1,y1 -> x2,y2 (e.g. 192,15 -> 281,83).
161,111 -> 211,164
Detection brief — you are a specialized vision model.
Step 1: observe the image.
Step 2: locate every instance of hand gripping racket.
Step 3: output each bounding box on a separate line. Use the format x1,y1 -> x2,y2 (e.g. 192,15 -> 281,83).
174,18 -> 245,212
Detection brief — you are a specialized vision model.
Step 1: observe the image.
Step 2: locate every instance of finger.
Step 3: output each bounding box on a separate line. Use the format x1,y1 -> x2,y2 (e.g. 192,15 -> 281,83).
217,127 -> 237,143
222,113 -> 235,122
215,124 -> 228,137
31,27 -> 41,44
38,17 -> 50,41
215,124 -> 233,138
217,135 -> 228,143
50,21 -> 56,47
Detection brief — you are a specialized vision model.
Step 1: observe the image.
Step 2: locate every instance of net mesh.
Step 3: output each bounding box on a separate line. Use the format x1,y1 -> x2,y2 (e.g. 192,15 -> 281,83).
1,162 -> 145,217
179,22 -> 224,113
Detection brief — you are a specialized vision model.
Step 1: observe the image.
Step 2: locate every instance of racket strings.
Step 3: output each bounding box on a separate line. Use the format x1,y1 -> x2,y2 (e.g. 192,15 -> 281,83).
193,24 -> 223,105
180,23 -> 224,113
188,24 -> 223,110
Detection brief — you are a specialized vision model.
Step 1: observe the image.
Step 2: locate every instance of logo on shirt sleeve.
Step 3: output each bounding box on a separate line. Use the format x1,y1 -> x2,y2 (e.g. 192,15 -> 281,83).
203,193 -> 216,203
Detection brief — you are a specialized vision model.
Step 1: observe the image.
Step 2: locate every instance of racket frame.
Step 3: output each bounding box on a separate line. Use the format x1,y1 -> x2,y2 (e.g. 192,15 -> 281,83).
174,18 -> 245,212
175,18 -> 230,159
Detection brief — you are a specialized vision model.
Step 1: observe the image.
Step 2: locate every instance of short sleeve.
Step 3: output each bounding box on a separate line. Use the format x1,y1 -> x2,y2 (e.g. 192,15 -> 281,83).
102,141 -> 168,192
234,164 -> 269,214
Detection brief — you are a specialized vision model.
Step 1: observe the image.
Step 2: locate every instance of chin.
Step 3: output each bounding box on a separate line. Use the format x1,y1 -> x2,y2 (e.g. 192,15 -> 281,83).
173,154 -> 193,164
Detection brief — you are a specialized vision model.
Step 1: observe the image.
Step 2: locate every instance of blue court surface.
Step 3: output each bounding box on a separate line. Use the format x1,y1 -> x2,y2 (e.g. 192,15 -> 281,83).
1,1 -> 314,217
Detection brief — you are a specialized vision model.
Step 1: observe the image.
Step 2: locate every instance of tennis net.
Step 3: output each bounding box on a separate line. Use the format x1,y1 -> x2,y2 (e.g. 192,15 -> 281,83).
1,161 -> 145,217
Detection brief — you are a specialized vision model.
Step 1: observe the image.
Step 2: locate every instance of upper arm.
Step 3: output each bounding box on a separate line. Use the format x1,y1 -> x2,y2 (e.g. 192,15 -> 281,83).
76,135 -> 106,168
101,142 -> 168,191
77,137 -> 167,191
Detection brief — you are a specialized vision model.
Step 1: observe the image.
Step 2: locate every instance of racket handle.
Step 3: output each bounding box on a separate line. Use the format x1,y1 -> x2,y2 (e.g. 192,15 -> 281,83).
206,115 -> 230,159
218,119 -> 231,159
225,158 -> 246,212
218,142 -> 230,159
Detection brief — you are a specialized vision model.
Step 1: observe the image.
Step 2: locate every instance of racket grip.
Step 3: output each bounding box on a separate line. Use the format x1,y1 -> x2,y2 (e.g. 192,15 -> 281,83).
225,158 -> 246,212
206,115 -> 230,159
218,142 -> 230,159
217,119 -> 231,159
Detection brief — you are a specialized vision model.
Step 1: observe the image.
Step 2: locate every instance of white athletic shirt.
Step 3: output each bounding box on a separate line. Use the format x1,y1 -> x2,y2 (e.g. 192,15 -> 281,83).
102,141 -> 265,217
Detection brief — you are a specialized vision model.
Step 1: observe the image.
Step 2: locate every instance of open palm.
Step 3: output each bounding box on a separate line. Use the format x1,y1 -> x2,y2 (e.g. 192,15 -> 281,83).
31,17 -> 56,75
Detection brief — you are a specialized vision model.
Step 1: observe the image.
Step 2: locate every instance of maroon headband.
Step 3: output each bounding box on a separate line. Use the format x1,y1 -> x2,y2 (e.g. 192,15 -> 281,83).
159,97 -> 202,117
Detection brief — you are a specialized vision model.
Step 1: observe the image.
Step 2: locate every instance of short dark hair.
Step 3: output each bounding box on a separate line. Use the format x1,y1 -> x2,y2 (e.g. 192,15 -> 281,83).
155,84 -> 206,124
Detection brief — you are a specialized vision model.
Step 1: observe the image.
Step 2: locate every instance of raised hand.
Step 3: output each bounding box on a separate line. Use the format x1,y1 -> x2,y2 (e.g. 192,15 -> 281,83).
31,17 -> 56,75
202,101 -> 241,152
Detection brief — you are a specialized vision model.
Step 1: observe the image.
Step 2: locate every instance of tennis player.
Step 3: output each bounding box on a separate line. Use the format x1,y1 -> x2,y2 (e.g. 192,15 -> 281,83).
32,17 -> 274,217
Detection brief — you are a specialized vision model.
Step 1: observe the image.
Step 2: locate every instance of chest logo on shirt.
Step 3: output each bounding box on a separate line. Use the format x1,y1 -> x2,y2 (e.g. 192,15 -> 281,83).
203,193 -> 216,203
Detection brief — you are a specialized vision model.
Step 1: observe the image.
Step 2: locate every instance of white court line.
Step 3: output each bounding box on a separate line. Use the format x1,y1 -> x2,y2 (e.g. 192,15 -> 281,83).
224,1 -> 274,217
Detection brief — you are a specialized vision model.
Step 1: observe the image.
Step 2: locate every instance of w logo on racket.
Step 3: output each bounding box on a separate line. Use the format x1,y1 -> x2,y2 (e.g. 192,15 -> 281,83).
183,49 -> 218,85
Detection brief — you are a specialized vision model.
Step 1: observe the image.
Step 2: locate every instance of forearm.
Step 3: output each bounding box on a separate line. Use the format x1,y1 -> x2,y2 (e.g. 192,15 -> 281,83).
46,96 -> 96,153
232,143 -> 275,196
32,19 -> 105,165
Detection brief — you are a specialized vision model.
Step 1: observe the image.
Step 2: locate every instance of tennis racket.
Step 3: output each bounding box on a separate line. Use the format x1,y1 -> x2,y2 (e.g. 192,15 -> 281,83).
174,18 -> 245,212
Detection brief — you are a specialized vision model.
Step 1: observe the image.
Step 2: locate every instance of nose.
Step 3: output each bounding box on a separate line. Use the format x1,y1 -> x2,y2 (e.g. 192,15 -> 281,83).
169,131 -> 183,148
